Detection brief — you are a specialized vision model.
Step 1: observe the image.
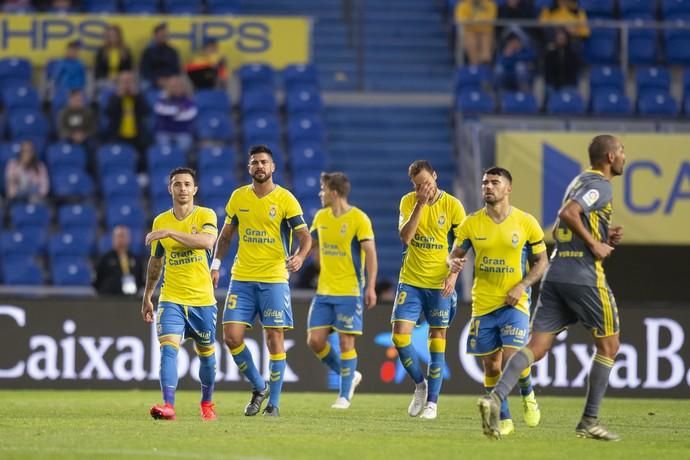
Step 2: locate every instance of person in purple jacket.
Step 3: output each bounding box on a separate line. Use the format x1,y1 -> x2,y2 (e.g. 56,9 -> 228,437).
153,75 -> 197,154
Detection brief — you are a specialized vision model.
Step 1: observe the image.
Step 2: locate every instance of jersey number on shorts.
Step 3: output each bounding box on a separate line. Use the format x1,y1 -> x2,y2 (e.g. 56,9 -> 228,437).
227,294 -> 238,309
469,319 -> 481,337
396,291 -> 407,305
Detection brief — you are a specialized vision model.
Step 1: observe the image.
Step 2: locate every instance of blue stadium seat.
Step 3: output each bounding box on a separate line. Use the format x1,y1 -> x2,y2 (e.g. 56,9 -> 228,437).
0,58 -> 32,86
49,229 -> 94,259
285,85 -> 323,115
45,142 -> 87,170
684,68 -> 690,94
239,63 -> 275,92
592,90 -> 633,115
546,88 -> 585,115
684,94 -> 690,114
584,29 -> 618,64
146,143 -> 186,171
287,114 -> 325,145
240,86 -> 277,116
300,197 -> 321,226
620,0 -> 656,19
196,111 -> 234,143
195,89 -> 231,113
636,66 -> 671,97
456,89 -> 495,114
207,0 -> 240,14
243,113 -> 281,146
50,167 -> 96,199
83,0 -> 119,12
199,172 -> 236,203
148,167 -> 170,199
198,145 -> 236,172
665,27 -> 690,65
44,59 -> 60,84
50,86 -> 72,120
2,257 -> 43,285
589,65 -> 625,94
163,0 -> 203,14
1,228 -> 43,259
102,171 -> 141,201
122,0 -> 159,13
292,171 -> 321,202
628,28 -> 658,65
97,143 -> 137,175
198,193 -> 228,217
638,90 -> 679,116
663,0 -> 690,19
7,109 -> 49,141
290,141 -> 327,172
283,64 -> 319,89
105,200 -> 146,229
2,84 -> 40,111
10,202 -> 50,229
500,91 -> 538,114
580,0 -> 615,18
51,257 -> 92,286
455,65 -> 492,92
58,203 -> 97,230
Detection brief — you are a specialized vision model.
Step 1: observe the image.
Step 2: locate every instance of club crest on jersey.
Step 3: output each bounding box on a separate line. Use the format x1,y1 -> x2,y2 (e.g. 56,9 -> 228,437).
268,205 -> 277,219
438,214 -> 446,226
511,231 -> 519,248
340,223 -> 348,235
190,225 -> 198,234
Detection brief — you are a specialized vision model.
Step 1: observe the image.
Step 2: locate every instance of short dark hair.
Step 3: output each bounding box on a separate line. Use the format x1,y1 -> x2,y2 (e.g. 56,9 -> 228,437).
248,144 -> 273,158
321,172 -> 351,198
154,22 -> 167,34
408,160 -> 434,178
169,167 -> 197,185
588,134 -> 617,167
484,166 -> 513,183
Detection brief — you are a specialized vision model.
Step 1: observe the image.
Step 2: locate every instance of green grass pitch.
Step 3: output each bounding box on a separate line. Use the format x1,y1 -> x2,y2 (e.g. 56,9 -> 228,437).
1,391 -> 689,459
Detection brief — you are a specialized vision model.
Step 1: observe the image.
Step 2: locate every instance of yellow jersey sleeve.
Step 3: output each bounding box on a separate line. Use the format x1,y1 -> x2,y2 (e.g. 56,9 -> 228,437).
150,214 -> 165,258
398,193 -> 415,231
284,192 -> 307,231
525,213 -> 547,255
356,211 -> 374,241
224,189 -> 239,225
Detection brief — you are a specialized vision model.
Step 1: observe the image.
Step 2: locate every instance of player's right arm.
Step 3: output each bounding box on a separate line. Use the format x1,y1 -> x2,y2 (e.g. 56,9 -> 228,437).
446,216 -> 470,274
210,222 -> 237,288
399,184 -> 434,245
142,256 -> 163,323
558,200 -> 613,260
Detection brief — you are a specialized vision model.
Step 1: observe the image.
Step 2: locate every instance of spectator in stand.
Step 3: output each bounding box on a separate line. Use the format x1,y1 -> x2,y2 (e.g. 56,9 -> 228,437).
495,29 -> 536,92
3,0 -> 32,12
59,90 -> 96,146
105,71 -> 151,154
140,23 -> 181,90
154,75 -> 197,153
185,38 -> 228,90
539,0 -> 590,41
53,40 -> 86,91
94,24 -> 133,88
50,0 -> 73,13
497,0 -> 537,41
94,225 -> 143,296
4,140 -> 49,203
455,0 -> 498,66
543,27 -> 581,90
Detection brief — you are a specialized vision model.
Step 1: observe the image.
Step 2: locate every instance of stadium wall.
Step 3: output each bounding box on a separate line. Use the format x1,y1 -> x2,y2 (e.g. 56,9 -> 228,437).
1,298 -> 689,397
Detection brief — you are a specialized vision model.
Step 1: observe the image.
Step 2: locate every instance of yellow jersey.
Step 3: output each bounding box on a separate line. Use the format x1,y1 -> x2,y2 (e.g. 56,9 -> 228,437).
398,190 -> 466,289
456,207 -> 546,316
225,184 -> 306,283
151,206 -> 218,306
310,206 -> 374,296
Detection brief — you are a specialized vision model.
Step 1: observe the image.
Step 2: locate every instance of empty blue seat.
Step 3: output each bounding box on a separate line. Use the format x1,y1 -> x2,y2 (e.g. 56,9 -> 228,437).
163,0 -> 203,13
636,66 -> 671,97
7,109 -> 49,141
500,91 -> 538,114
2,84 -> 40,111
199,172 -> 236,200
300,197 -> 321,226
287,114 -> 325,145
283,64 -> 319,89
456,89 -> 495,114
0,58 -> 32,86
195,89 -> 231,112
455,65 -> 492,92
620,0 -> 656,19
58,203 -> 97,230
1,228 -> 43,258
592,90 -> 633,115
51,257 -> 92,286
580,0 -> 615,18
50,167 -> 96,199
198,145 -> 236,172
638,90 -> 679,115
196,111 -> 234,143
290,142 -> 327,172
243,113 -> 281,146
663,0 -> 690,19
106,200 -> 146,229
628,28 -> 658,65
240,86 -> 277,116
122,0 -> 159,13
590,65 -> 625,93
292,171 -> 321,201
585,29 -> 618,64
2,257 -> 43,285
83,0 -> 119,12
49,229 -> 94,259
146,144 -> 186,171
286,85 -> 323,115
684,94 -> 690,114
45,142 -> 87,170
10,202 -> 50,228
148,167 -> 171,199
239,63 -> 275,92
665,27 -> 690,65
546,88 -> 585,115
102,171 -> 141,200
206,0 -> 239,13
97,143 -> 137,174
198,193 -> 228,216
684,68 -> 690,93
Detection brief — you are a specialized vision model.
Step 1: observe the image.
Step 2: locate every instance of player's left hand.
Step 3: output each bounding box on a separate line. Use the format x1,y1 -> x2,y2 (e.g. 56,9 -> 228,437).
608,225 -> 624,245
442,274 -> 457,298
286,254 -> 304,272
145,230 -> 170,246
364,286 -> 377,309
505,283 -> 526,306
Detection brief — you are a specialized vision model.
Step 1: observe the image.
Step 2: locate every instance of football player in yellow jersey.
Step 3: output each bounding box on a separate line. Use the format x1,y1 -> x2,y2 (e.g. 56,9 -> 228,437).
141,167 -> 219,422
447,167 -> 548,436
307,172 -> 378,410
211,145 -> 312,417
391,160 -> 466,420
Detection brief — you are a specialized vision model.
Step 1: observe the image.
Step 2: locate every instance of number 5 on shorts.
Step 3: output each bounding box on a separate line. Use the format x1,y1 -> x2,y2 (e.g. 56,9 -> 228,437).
227,294 -> 238,309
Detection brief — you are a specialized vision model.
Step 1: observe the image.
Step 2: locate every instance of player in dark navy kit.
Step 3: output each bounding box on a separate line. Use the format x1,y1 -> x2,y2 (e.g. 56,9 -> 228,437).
477,134 -> 626,441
